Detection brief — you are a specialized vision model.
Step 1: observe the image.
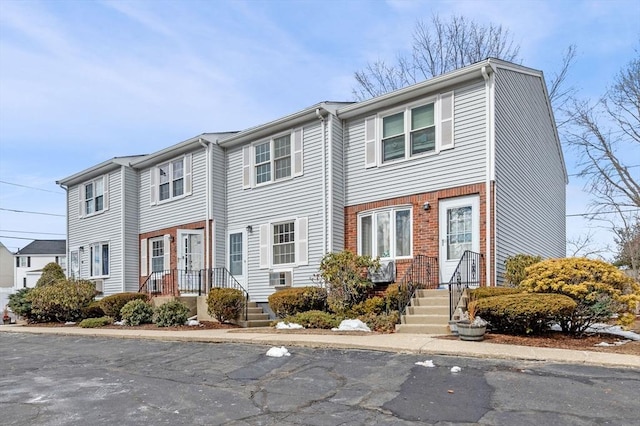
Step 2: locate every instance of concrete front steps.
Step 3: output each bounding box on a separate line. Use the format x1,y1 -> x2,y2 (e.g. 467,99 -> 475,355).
396,289 -> 451,334
196,297 -> 271,327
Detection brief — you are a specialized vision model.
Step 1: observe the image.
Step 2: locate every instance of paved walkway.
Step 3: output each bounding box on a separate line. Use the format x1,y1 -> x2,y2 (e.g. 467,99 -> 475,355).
1,324 -> 638,369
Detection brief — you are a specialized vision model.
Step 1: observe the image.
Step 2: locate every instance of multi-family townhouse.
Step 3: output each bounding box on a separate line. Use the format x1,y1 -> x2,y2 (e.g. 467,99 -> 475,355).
58,58 -> 566,320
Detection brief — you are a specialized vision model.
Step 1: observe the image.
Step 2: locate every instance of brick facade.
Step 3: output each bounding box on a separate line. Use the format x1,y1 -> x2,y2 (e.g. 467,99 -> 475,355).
138,220 -> 212,291
345,183 -> 495,285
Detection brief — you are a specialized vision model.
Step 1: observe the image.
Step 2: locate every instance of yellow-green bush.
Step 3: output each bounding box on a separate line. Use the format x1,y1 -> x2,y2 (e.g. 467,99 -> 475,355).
81,301 -> 105,319
276,310 -> 341,329
27,279 -> 96,323
520,257 -> 640,334
79,316 -> 113,328
36,262 -> 66,287
99,292 -> 149,320
359,311 -> 399,333
470,287 -> 522,300
207,288 -> 245,323
384,283 -> 410,312
475,293 -> 576,335
504,254 -> 542,287
268,286 -> 327,318
349,296 -> 385,316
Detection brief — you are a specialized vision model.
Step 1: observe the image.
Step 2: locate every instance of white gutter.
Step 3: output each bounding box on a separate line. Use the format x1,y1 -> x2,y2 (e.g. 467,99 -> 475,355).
199,138 -> 211,272
316,108 -> 327,254
327,114 -> 334,253
120,165 -> 126,292
482,65 -> 494,287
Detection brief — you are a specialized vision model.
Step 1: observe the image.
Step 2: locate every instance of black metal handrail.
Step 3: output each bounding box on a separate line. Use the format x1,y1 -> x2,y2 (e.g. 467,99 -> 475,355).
396,255 -> 439,318
139,267 -> 249,321
448,250 -> 484,320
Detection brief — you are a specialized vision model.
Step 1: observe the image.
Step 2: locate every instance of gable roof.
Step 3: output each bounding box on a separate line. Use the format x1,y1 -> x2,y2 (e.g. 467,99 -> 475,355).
16,240 -> 66,256
57,155 -> 147,187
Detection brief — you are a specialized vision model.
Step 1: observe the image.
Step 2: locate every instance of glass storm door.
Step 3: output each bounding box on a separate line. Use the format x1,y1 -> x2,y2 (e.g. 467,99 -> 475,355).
177,230 -> 203,292
228,230 -> 247,287
439,196 -> 480,283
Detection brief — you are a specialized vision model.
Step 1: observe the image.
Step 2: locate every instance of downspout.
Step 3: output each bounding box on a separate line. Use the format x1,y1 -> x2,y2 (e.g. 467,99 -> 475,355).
199,138 -> 211,274
58,182 -> 70,277
120,165 -> 126,292
327,114 -> 334,252
316,108 -> 327,254
481,65 -> 493,286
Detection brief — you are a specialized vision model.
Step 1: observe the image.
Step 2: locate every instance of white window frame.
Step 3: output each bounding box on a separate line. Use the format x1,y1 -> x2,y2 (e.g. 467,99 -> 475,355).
272,220 -> 296,266
150,154 -> 192,205
149,237 -> 165,274
80,175 -> 108,217
242,128 -> 303,189
19,257 -> 28,267
89,242 -> 110,278
259,217 -> 308,270
357,206 -> 413,260
370,91 -> 454,167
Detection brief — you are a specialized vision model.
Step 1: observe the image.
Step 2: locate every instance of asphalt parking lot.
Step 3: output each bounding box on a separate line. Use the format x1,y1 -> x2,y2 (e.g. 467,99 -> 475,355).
1,333 -> 638,425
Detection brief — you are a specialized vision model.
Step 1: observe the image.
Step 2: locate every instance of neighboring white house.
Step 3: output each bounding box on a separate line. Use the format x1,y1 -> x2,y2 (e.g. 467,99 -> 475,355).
14,240 -> 67,289
58,58 -> 566,312
0,241 -> 15,316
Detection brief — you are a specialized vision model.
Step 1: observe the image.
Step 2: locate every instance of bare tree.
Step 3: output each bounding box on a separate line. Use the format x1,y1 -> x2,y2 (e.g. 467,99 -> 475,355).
613,216 -> 640,279
352,14 -> 520,101
566,231 -> 608,259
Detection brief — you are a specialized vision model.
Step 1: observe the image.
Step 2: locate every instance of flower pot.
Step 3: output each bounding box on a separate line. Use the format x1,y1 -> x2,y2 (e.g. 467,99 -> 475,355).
457,321 -> 486,341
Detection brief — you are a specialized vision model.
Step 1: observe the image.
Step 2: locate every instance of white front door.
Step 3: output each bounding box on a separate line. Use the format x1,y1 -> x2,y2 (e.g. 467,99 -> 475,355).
177,230 -> 204,292
227,230 -> 247,287
439,195 -> 480,283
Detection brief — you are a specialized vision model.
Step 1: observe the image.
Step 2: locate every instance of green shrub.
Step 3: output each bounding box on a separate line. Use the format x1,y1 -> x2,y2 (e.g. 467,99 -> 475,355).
277,310 -> 341,329
36,262 -> 66,287
520,257 -> 640,334
358,311 -> 399,333
8,288 -> 33,320
384,283 -> 410,312
475,293 -> 577,335
268,286 -> 327,318
27,279 -> 96,323
120,299 -> 154,326
79,316 -> 113,328
207,288 -> 245,323
504,254 -> 542,287
470,287 -> 522,300
154,300 -> 190,327
349,296 -> 385,316
81,301 -> 105,319
99,292 -> 149,320
315,250 -> 380,314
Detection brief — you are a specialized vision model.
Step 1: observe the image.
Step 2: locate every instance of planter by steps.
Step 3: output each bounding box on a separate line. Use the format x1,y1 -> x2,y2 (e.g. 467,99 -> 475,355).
456,320 -> 486,341
448,320 -> 459,335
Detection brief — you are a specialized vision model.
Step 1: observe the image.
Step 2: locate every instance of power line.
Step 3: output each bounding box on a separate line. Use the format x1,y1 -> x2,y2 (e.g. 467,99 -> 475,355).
0,229 -> 66,236
0,235 -> 39,241
566,208 -> 639,217
0,208 -> 65,217
0,180 -> 65,194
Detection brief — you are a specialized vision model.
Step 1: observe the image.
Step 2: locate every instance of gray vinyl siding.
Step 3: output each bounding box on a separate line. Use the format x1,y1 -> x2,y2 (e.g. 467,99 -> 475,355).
226,120 -> 326,302
211,144 -> 227,268
330,114 -> 345,252
493,68 -> 566,283
344,82 -> 487,205
138,148 -> 207,233
67,168 -> 125,295
122,166 -> 140,292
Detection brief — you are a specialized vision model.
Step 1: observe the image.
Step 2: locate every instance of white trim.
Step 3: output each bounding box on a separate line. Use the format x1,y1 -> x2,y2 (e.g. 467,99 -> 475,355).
251,129 -> 297,188
140,238 -> 148,276
357,206 -> 413,261
227,229 -> 247,287
327,114 -> 334,252
438,195 -> 480,282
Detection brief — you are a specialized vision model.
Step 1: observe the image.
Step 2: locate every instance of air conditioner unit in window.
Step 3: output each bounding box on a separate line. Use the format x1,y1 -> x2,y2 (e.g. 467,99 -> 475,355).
93,279 -> 104,294
368,261 -> 396,284
269,270 -> 293,287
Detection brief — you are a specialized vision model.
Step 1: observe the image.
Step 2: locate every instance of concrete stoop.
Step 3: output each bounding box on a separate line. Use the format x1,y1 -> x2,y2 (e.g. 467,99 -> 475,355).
195,297 -> 271,328
396,289 -> 451,334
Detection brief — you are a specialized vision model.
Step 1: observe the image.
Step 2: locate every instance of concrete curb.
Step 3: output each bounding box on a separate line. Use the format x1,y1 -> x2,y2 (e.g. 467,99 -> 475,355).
1,325 -> 638,369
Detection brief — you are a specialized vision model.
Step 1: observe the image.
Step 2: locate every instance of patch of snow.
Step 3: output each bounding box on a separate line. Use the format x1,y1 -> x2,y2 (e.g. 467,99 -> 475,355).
595,340 -> 630,347
187,315 -> 197,321
415,360 -> 435,368
114,320 -> 126,326
551,323 -> 640,341
266,346 -> 291,357
276,322 -> 304,330
64,321 -> 76,325
186,320 -> 199,326
450,366 -> 462,373
331,319 -> 371,332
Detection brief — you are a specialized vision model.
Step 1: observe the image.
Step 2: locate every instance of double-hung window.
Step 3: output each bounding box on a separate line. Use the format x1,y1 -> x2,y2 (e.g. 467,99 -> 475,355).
90,242 -> 109,277
272,221 -> 295,265
358,207 -> 412,259
150,238 -> 164,273
258,217 -> 308,269
381,102 -> 435,163
255,134 -> 292,185
159,158 -> 184,201
81,176 -> 107,216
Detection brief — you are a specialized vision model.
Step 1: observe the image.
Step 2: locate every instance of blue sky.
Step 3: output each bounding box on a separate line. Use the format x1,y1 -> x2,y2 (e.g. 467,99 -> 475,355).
0,0 -> 638,257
